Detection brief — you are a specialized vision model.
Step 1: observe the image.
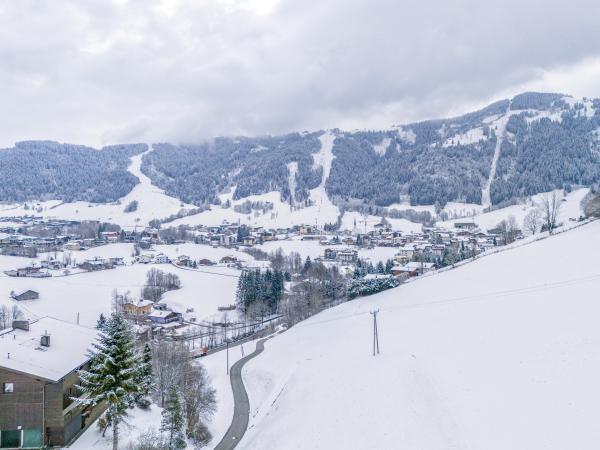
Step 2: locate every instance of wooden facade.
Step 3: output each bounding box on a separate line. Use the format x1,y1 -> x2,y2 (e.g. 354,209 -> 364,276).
0,365 -> 105,448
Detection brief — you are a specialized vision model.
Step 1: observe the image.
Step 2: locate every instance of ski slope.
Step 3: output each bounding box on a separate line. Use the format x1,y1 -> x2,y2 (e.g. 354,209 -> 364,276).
238,220 -> 600,450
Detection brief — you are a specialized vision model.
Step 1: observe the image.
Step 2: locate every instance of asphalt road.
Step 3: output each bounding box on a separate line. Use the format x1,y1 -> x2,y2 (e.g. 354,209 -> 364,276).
214,336 -> 272,450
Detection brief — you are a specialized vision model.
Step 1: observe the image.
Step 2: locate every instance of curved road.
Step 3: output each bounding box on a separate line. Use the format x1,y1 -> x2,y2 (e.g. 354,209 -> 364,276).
214,336 -> 272,450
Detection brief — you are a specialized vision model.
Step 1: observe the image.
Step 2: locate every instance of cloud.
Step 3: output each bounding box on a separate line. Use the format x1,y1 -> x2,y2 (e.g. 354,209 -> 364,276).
1,0 -> 600,147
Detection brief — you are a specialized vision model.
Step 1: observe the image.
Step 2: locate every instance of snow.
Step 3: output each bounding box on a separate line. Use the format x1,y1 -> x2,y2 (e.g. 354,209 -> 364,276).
340,211 -> 422,234
0,147 -> 196,228
482,102 -> 511,208
373,137 -> 391,156
395,126 -> 416,145
0,316 -> 98,381
0,259 -> 240,327
442,126 -> 487,148
525,109 -> 563,123
169,131 -> 340,229
71,404 -> 164,450
286,161 -> 298,207
202,344 -> 247,449
238,219 -> 600,450
439,188 -> 589,232
256,237 -> 399,264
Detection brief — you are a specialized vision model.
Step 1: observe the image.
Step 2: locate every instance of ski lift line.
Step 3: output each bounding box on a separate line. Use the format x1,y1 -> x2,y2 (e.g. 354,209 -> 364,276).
298,271 -> 600,329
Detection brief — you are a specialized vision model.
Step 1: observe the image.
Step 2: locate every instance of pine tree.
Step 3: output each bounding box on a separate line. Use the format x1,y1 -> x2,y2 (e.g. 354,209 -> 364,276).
161,385 -> 187,450
96,313 -> 107,330
75,314 -> 140,450
134,343 -> 153,404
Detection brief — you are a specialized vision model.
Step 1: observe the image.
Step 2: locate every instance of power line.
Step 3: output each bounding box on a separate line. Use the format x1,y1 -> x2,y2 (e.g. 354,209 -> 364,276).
298,271 -> 600,329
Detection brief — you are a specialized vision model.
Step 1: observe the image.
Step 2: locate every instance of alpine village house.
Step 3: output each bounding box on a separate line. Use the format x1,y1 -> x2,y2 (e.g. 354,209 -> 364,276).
0,317 -> 103,448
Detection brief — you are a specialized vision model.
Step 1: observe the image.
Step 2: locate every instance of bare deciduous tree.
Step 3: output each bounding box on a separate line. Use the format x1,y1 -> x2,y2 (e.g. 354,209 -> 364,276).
540,191 -> 562,235
523,208 -> 542,235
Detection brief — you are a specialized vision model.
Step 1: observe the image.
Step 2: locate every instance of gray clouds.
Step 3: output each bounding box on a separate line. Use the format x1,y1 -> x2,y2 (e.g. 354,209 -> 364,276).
1,0 -> 600,147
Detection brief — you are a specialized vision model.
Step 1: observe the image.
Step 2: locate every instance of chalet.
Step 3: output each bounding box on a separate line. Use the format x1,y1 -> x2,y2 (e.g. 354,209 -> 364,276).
153,253 -> 169,264
4,267 -> 40,278
220,256 -> 238,264
260,230 -> 276,242
0,318 -> 105,447
123,299 -> 153,316
175,255 -> 192,267
109,257 -> 125,266
454,222 -> 478,231
298,224 -> 316,235
137,254 -> 152,264
100,231 -> 119,243
138,239 -> 153,250
77,258 -> 113,272
324,248 -> 337,260
63,241 -> 81,251
41,259 -> 64,270
396,244 -> 418,259
301,234 -> 324,241
148,310 -> 182,325
390,264 -> 418,277
198,259 -> 215,266
337,249 -> 358,264
10,290 -> 39,301
403,261 -> 436,275
242,236 -> 256,246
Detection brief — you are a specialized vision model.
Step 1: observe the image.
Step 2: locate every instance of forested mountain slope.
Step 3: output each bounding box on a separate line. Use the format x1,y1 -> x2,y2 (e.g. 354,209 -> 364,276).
0,141 -> 147,202
142,92 -> 600,209
1,92 -> 599,210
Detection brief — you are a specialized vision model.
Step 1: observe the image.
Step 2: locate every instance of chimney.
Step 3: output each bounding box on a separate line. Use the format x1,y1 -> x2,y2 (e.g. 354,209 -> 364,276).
12,320 -> 29,331
40,333 -> 50,347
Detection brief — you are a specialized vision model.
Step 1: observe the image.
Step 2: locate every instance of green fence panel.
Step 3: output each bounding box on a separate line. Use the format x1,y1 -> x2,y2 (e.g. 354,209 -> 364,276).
0,430 -> 20,448
22,429 -> 42,448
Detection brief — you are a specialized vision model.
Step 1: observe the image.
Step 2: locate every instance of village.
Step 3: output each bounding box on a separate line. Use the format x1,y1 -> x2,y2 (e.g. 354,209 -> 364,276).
1,213 -> 526,330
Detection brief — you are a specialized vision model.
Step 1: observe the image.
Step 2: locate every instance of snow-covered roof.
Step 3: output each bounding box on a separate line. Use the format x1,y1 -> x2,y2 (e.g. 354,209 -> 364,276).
0,317 -> 98,382
149,309 -> 178,318
126,299 -> 153,308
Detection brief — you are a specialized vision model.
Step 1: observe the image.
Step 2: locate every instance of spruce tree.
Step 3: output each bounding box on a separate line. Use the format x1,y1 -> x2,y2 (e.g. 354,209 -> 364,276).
75,314 -> 140,450
96,313 -> 107,330
134,343 -> 153,405
161,385 -> 187,450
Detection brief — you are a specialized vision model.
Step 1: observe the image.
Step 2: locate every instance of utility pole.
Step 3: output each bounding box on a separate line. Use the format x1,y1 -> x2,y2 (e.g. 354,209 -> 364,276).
225,320 -> 229,375
370,309 -> 380,356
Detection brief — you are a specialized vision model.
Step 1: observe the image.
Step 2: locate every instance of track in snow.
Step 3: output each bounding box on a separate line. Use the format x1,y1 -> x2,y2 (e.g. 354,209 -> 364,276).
481,101 -> 511,208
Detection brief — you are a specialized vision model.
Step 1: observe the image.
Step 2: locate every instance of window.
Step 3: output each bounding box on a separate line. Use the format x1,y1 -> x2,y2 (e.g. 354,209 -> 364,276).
3,382 -> 14,393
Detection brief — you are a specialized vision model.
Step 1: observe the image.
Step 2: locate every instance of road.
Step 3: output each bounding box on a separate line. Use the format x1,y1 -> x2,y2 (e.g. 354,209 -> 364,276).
214,336 -> 272,450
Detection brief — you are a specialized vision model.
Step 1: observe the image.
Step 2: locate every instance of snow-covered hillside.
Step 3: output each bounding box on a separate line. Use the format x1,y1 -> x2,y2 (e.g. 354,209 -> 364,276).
438,187 -> 589,232
238,220 -> 600,449
0,146 -> 195,228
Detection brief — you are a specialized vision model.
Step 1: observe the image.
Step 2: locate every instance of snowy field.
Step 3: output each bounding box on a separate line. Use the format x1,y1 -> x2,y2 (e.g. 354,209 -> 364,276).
238,220 -> 600,450
256,237 -> 399,264
438,187 -> 589,232
0,257 -> 240,327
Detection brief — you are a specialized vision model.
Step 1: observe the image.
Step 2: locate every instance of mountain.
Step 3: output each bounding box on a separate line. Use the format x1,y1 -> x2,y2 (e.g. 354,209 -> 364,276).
1,92 -> 599,212
137,91 -> 600,209
0,142 -> 147,203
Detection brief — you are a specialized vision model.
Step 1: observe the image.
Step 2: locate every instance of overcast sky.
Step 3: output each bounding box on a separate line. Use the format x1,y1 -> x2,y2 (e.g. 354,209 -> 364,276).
1,0 -> 600,147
